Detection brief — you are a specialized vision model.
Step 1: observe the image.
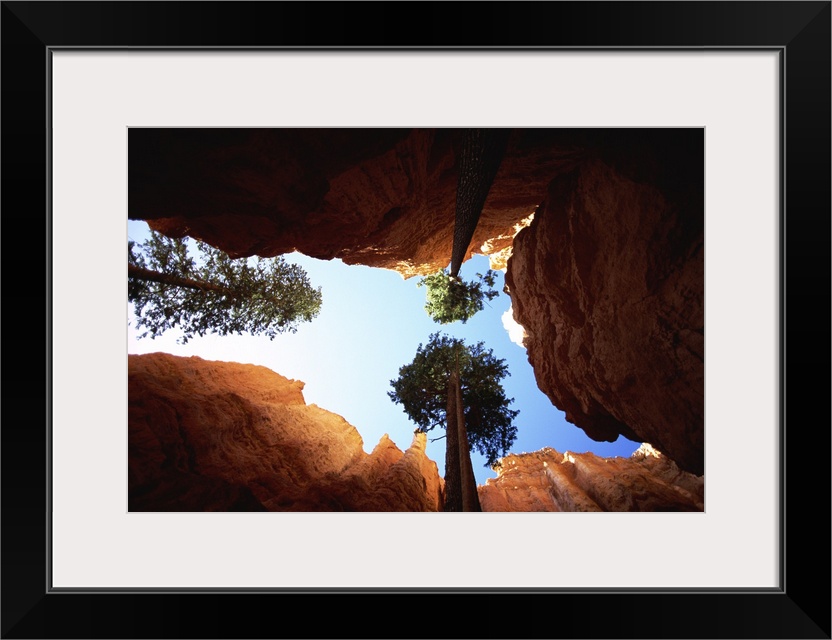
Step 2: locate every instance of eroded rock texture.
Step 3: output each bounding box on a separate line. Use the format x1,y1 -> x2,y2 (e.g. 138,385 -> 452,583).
128,353 -> 443,511
129,354 -> 703,512
505,132 -> 704,474
478,444 -> 704,512
129,128 -> 582,277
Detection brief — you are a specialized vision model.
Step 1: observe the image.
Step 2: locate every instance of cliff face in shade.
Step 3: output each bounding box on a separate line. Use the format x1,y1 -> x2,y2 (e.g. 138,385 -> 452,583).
505,133 -> 704,475
129,128 -> 583,277
129,128 -> 704,475
128,353 -> 444,511
478,444 -> 704,512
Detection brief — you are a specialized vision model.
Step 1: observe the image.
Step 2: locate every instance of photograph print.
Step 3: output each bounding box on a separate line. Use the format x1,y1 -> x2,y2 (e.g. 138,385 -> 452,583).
127,128 -> 704,512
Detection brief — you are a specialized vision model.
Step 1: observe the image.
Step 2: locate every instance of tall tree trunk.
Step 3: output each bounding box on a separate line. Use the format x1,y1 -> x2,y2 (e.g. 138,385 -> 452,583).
127,264 -> 235,297
449,129 -> 510,278
443,371 -> 462,512
456,370 -> 482,512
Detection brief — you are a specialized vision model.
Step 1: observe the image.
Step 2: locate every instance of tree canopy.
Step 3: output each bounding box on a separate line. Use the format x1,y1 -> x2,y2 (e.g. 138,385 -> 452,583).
388,333 -> 518,468
389,332 -> 518,511
419,129 -> 508,326
128,230 -> 322,343
417,268 -> 500,325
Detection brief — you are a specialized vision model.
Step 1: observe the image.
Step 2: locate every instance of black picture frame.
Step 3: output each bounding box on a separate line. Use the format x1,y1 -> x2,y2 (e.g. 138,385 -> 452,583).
2,2 -> 829,638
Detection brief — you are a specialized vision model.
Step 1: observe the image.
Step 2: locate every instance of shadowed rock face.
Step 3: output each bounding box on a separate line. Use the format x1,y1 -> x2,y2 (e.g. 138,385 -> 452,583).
129,128 -> 583,277
128,353 -> 444,512
478,444 -> 703,512
505,132 -> 704,474
129,128 -> 704,476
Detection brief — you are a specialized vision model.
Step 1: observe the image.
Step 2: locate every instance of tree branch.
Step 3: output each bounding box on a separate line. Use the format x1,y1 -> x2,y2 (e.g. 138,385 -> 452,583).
128,264 -> 236,297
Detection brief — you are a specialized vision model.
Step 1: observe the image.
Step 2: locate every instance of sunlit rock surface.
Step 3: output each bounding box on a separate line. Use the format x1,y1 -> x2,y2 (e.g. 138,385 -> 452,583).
129,354 -> 702,512
478,444 -> 704,512
128,353 -> 443,511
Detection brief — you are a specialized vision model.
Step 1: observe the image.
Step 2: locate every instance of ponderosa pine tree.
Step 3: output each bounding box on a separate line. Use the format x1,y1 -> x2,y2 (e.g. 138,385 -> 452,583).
419,128 -> 509,324
128,230 -> 322,343
388,333 -> 519,511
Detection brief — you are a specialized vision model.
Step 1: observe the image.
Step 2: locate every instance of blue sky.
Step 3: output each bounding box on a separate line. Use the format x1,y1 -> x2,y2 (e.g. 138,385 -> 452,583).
128,220 -> 640,486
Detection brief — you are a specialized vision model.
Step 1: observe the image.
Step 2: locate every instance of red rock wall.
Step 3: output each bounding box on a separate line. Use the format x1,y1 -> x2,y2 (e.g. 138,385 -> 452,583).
129,354 -> 703,512
478,444 -> 703,512
129,128 -> 583,277
129,353 -> 444,511
505,134 -> 704,474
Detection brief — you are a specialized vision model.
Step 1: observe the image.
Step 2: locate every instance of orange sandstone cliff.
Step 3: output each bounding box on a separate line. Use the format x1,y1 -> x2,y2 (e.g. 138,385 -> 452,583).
129,353 -> 443,511
129,353 -> 702,512
478,444 -> 703,512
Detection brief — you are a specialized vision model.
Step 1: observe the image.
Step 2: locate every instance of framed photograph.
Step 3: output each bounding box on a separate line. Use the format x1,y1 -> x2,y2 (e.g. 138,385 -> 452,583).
3,2 -> 829,638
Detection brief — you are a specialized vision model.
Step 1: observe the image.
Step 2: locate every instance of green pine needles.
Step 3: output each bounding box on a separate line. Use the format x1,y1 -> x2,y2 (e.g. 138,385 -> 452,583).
388,332 -> 519,467
418,269 -> 499,325
128,230 -> 322,343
